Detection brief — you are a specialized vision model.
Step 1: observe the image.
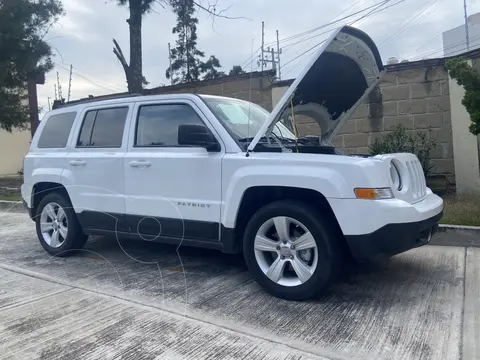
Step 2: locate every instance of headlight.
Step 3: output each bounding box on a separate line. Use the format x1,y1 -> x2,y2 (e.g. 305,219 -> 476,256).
390,161 -> 402,191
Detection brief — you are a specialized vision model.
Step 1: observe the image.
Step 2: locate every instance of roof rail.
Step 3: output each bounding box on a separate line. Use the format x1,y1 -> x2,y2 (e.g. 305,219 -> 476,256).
52,93 -> 143,110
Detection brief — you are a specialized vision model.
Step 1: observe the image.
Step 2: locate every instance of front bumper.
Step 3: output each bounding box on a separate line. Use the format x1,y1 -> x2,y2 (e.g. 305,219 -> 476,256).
344,211 -> 442,262
328,189 -> 444,262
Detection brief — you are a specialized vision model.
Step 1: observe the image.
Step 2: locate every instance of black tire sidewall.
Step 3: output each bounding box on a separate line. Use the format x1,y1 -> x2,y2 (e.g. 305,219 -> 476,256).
35,192 -> 84,256
243,200 -> 340,300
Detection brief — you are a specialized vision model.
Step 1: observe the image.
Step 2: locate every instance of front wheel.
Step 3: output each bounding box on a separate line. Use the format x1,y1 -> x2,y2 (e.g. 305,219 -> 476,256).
243,200 -> 342,300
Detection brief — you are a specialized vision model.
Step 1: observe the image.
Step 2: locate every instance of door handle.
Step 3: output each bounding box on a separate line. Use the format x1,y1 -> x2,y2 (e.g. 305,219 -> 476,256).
129,160 -> 151,168
69,160 -> 86,166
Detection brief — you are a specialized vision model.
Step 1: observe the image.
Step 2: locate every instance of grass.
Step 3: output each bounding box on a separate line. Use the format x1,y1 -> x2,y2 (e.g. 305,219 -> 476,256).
441,195 -> 480,226
0,194 -> 22,202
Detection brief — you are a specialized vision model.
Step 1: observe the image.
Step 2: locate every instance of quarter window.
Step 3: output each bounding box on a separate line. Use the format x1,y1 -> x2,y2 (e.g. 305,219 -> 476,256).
37,112 -> 76,148
135,104 -> 206,147
77,107 -> 128,148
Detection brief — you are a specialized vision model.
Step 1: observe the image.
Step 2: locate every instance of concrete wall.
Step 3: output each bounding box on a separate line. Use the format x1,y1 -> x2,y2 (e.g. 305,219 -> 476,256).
271,64 -> 454,176
0,128 -> 30,176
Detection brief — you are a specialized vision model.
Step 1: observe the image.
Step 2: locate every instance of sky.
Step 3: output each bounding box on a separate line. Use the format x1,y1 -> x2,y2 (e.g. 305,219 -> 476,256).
38,0 -> 480,115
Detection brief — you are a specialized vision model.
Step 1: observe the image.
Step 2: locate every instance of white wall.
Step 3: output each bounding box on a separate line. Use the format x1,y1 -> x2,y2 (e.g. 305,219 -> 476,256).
449,63 -> 480,194
442,12 -> 480,57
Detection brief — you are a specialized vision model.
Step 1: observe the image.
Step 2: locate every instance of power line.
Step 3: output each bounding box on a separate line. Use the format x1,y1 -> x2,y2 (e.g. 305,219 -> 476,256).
56,64 -> 125,93
281,0 -> 404,78
264,0 -> 392,49
379,0 -> 444,48
411,34 -> 480,60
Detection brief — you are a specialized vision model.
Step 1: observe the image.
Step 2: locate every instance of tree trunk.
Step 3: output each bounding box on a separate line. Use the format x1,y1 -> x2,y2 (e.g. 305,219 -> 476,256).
128,0 -> 143,93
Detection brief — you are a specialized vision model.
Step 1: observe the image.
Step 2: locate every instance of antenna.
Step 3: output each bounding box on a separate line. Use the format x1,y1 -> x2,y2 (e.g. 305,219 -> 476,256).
261,22 -> 265,72
276,30 -> 282,80
168,42 -> 173,85
246,38 -> 254,158
67,64 -> 73,102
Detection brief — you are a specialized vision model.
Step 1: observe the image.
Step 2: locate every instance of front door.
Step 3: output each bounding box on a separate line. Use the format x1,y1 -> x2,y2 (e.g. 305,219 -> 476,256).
123,99 -> 223,243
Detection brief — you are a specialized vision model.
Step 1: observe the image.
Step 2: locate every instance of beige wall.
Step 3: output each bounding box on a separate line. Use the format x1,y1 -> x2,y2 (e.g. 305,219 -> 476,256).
0,129 -> 30,176
449,60 -> 480,194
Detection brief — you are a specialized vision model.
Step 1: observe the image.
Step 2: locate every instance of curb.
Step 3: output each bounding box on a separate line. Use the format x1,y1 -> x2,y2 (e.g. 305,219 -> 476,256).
0,200 -> 25,213
431,224 -> 480,248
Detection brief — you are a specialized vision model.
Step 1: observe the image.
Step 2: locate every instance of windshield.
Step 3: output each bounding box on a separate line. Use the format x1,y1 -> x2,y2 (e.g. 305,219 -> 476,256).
201,96 -> 296,144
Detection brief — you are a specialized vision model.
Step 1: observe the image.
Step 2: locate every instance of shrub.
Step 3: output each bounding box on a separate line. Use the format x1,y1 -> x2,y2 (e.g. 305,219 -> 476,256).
369,124 -> 437,177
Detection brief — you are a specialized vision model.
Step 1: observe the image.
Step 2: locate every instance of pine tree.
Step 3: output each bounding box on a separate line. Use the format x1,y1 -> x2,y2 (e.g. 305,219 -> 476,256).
0,0 -> 64,131
166,0 -> 205,84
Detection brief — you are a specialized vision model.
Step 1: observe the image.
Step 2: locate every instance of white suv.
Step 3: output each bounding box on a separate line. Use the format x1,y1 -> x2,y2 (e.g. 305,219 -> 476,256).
22,26 -> 443,300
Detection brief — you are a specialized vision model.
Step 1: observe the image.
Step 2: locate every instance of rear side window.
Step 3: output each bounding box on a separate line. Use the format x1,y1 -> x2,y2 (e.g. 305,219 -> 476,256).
37,112 -> 76,148
77,107 -> 128,148
135,104 -> 205,147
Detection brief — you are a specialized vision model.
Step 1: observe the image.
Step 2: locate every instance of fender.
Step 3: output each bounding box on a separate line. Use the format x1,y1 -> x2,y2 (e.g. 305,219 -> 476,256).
222,164 -> 349,228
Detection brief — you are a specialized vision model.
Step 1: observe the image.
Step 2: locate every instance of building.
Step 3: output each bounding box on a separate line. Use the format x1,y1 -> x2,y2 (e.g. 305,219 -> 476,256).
442,12 -> 480,57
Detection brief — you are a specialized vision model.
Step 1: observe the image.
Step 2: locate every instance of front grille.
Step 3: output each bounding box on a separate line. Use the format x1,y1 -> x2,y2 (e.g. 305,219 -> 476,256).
406,160 -> 426,200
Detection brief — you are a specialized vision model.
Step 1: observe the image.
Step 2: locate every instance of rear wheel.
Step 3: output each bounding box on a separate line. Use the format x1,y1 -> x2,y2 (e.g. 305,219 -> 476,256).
243,200 -> 342,300
35,192 -> 87,256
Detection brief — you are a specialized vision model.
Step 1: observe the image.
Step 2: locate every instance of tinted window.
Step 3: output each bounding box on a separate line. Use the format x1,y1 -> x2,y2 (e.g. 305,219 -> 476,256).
38,112 -> 76,148
76,111 -> 96,147
77,107 -> 128,148
135,104 -> 205,147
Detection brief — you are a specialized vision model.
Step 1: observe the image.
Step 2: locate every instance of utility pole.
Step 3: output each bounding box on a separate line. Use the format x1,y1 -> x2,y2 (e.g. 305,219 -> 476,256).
27,71 -> 45,138
258,24 -> 282,78
276,30 -> 282,80
48,97 -> 51,111
54,84 -> 57,101
261,21 -> 265,72
67,64 -> 73,102
464,0 -> 470,51
168,42 -> 173,85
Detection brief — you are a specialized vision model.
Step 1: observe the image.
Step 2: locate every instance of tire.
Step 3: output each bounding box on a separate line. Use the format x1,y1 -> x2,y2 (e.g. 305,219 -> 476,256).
243,200 -> 342,300
35,192 -> 88,257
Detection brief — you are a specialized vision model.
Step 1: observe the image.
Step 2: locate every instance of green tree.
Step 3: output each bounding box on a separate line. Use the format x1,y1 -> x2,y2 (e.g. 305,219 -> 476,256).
228,65 -> 245,76
445,58 -> 480,135
0,0 -> 64,131
166,0 -> 206,84
369,124 -> 438,177
201,55 -> 225,80
114,1 -> 239,90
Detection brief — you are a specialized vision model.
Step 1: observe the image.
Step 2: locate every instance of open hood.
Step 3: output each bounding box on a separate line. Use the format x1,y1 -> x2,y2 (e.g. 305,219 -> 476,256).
247,25 -> 385,152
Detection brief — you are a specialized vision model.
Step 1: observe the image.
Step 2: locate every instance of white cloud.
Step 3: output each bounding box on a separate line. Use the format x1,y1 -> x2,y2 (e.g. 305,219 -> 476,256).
36,0 -> 480,114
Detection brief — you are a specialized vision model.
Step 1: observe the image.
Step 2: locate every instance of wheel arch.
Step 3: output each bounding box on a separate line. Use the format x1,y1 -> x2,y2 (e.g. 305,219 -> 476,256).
31,182 -> 72,218
222,186 -> 349,256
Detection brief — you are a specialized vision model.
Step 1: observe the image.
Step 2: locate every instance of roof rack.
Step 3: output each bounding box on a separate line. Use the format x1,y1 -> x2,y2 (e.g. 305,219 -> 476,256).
51,93 -> 143,110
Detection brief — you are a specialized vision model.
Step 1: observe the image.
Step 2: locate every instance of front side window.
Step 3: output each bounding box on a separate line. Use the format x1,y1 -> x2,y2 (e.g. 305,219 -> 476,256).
38,112 -> 77,148
201,96 -> 295,145
77,107 -> 128,148
135,104 -> 206,147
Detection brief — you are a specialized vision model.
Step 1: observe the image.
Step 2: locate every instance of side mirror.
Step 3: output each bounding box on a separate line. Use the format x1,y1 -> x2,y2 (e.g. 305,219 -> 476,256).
178,124 -> 220,152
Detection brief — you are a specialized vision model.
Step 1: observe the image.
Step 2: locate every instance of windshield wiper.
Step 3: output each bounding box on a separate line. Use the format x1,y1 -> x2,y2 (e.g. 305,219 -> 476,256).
238,136 -> 269,142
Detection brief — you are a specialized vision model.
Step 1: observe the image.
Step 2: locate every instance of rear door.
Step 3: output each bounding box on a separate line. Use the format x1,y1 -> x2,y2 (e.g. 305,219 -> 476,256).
63,104 -> 133,233
123,99 -> 223,242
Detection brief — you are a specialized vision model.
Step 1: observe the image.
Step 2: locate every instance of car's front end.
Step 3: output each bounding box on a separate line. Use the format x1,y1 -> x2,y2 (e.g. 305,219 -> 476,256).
328,152 -> 443,262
